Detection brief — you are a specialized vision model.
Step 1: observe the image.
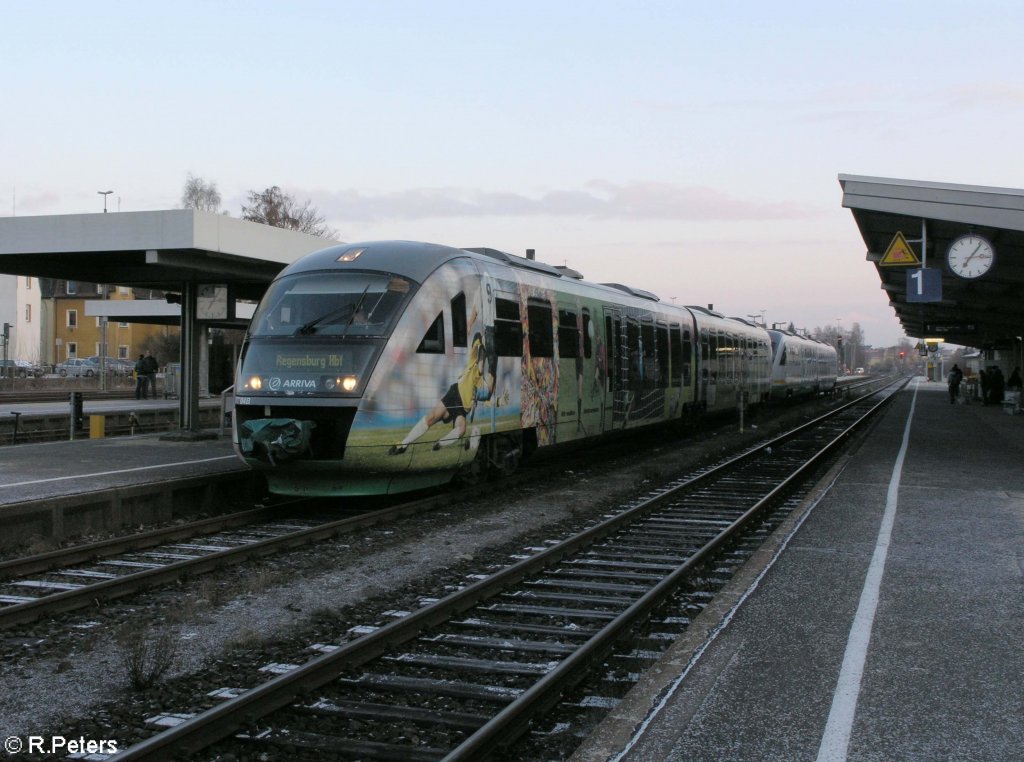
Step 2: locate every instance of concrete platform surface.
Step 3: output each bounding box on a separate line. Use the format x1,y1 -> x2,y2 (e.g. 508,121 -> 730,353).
573,378 -> 1023,761
0,432 -> 245,506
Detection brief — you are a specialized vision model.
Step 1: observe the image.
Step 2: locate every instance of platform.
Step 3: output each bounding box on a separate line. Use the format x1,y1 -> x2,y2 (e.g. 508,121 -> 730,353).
0,430 -> 258,549
573,378 -> 1023,761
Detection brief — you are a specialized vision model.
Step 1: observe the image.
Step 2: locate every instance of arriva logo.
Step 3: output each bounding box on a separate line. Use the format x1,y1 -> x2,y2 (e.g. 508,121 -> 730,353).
282,379 -> 317,389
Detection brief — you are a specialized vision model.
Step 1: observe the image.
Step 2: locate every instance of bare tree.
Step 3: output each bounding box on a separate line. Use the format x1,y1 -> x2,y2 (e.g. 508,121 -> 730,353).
241,186 -> 337,239
181,174 -> 222,213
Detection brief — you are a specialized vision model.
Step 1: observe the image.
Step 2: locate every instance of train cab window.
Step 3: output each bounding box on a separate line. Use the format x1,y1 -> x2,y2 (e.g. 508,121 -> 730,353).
451,292 -> 467,348
417,312 -> 445,354
582,311 -> 593,358
494,297 -> 523,356
558,308 -> 579,359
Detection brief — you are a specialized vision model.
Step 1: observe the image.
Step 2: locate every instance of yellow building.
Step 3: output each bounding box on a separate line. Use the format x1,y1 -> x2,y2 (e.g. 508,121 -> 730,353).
48,280 -> 175,365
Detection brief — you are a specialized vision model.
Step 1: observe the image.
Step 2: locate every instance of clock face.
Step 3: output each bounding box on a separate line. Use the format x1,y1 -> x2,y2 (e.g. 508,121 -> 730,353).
946,234 -> 994,279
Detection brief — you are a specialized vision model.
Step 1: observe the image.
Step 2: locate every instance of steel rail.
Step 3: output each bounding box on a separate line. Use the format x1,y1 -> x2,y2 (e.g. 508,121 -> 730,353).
107,378 -> 908,762
0,494 -> 441,630
0,505 -> 288,581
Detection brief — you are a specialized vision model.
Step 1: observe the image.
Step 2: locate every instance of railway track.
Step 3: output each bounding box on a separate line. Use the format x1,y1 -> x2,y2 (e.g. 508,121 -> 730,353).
0,496 -> 450,631
106,377 -> 908,761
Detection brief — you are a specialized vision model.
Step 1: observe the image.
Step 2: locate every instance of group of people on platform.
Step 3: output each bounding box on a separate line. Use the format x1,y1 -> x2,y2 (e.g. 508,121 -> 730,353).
947,363 -> 1022,405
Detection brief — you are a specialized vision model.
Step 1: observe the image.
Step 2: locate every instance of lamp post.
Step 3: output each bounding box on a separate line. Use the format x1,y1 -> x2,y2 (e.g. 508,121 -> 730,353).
98,190 -> 113,213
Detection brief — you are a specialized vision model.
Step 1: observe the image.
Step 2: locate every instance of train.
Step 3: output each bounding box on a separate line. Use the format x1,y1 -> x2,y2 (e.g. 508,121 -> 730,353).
232,241 -> 837,496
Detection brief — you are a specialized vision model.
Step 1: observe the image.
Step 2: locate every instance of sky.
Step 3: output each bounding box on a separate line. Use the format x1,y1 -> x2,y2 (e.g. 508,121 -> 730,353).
4,0 -> 1024,348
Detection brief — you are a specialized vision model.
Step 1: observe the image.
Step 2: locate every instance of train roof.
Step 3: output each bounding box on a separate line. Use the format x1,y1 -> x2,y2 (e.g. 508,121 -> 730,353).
275,240 -> 672,307
275,240 -> 467,284
767,328 -> 833,346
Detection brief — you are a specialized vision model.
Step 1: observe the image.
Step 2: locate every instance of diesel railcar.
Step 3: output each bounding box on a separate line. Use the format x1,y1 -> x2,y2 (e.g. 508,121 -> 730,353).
232,241 -> 827,496
767,329 -> 839,399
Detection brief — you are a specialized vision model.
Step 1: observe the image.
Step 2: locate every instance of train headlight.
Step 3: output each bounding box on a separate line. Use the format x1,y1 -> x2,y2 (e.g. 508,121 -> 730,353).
246,375 -> 263,390
341,376 -> 358,392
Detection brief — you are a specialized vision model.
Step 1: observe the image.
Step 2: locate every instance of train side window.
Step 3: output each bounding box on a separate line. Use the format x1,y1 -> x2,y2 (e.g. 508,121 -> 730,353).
582,310 -> 592,359
494,297 -> 522,356
657,323 -> 669,387
640,320 -> 655,390
527,299 -> 554,358
558,308 -> 578,359
670,324 -> 682,387
417,312 -> 445,354
451,292 -> 467,348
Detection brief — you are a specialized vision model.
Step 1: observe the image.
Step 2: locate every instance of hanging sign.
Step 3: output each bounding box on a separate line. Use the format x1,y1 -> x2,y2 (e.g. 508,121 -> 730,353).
880,231 -> 921,266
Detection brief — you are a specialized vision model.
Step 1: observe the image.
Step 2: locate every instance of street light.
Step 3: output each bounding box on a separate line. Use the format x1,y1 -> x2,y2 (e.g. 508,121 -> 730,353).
98,190 -> 113,213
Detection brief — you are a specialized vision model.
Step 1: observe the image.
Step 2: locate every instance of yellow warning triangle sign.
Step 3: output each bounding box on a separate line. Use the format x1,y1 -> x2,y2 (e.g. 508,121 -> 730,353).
879,231 -> 920,266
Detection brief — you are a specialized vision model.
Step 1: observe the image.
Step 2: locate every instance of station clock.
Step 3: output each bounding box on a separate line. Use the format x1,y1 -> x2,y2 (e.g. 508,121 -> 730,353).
946,234 -> 995,279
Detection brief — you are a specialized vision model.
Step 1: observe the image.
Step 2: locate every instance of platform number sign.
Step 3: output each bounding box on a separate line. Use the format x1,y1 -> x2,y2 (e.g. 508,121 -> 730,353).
906,268 -> 942,303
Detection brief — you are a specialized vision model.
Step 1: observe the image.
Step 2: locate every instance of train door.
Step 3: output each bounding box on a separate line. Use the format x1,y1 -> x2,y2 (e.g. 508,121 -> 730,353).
479,273 -> 522,436
603,307 -> 624,431
556,301 -> 581,439
578,307 -> 601,436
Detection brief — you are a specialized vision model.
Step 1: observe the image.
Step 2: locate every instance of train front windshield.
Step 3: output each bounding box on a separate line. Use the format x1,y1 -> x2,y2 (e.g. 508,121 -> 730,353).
248,272 -> 411,337
238,272 -> 413,397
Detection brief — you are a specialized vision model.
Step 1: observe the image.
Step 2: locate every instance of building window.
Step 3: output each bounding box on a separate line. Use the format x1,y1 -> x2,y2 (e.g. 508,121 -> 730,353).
67,342 -> 77,358
96,283 -> 104,294
67,309 -> 78,328
25,277 -> 32,289
118,345 -> 129,359
96,317 -> 103,327
24,304 -> 31,323
119,286 -> 130,295
66,281 -> 77,295
119,321 -> 129,328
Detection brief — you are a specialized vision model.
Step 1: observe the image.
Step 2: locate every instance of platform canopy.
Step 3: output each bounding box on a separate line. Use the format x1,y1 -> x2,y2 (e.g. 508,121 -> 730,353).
840,174 -> 1024,349
0,209 -> 333,431
0,209 -> 331,300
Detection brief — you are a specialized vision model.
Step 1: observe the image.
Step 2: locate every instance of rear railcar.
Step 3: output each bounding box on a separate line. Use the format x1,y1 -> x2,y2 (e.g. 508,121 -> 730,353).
768,329 -> 839,399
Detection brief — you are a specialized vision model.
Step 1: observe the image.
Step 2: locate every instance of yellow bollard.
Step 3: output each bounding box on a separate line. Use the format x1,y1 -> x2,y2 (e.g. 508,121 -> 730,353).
89,415 -> 106,439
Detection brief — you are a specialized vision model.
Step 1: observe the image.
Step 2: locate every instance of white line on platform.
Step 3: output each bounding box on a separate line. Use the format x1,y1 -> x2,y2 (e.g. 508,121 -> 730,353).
816,379 -> 920,762
0,456 -> 238,489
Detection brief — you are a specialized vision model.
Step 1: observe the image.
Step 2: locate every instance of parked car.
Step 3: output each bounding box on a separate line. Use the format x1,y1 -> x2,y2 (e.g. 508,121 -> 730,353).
0,359 -> 45,378
85,356 -> 135,375
56,358 -> 100,377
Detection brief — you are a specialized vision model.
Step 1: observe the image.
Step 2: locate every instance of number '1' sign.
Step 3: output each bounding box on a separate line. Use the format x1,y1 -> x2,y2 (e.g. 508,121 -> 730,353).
906,268 -> 942,303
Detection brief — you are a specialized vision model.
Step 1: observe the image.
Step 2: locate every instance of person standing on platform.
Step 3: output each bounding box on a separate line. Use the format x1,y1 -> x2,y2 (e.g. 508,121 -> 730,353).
990,366 -> 1005,405
139,350 -> 159,399
947,364 -> 963,404
979,368 -> 990,405
134,354 -> 147,400
1008,367 -> 1022,391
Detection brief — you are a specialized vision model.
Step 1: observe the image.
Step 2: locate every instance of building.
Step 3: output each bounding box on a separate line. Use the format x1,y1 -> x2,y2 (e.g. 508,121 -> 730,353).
0,274 -> 42,362
41,279 -> 174,366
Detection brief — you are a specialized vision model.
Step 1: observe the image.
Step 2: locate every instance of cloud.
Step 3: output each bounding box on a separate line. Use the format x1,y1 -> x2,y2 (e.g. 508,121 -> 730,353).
304,181 -> 818,223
